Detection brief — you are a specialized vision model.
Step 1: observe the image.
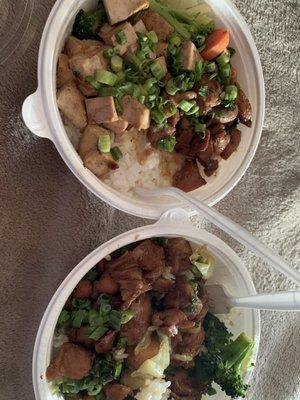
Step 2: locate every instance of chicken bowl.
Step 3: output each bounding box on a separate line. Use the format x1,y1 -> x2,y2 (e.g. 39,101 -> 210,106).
33,209 -> 260,400
22,0 -> 264,219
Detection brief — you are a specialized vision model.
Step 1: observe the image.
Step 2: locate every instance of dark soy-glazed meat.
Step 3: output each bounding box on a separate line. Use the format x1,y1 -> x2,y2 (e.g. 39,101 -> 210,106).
95,331 -> 117,354
236,88 -> 252,127
132,239 -> 165,282
221,128 -> 242,160
104,383 -> 131,400
164,278 -> 195,309
46,343 -> 94,380
152,309 -> 195,336
166,238 -> 193,275
173,161 -> 206,192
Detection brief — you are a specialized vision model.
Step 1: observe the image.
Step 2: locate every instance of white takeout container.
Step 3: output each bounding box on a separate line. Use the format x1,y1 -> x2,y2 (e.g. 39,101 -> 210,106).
33,208 -> 260,400
22,0 -> 265,219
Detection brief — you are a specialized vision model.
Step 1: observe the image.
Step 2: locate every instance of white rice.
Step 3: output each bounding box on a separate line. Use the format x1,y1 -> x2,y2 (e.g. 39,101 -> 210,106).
104,129 -> 184,195
135,378 -> 171,400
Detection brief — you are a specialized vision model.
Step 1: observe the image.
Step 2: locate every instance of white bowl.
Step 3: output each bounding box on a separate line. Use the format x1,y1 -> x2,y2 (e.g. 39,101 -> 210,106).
33,208 -> 260,400
22,0 -> 264,219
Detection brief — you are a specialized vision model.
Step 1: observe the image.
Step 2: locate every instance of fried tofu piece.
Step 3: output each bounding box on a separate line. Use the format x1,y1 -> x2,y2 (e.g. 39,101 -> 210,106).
180,41 -> 201,71
57,80 -> 87,129
142,11 -> 174,41
121,95 -> 150,130
133,20 -> 147,34
101,22 -> 138,56
103,0 -> 149,25
57,54 -> 74,88
103,119 -> 129,134
65,36 -> 102,57
69,48 -> 109,78
85,97 -> 118,124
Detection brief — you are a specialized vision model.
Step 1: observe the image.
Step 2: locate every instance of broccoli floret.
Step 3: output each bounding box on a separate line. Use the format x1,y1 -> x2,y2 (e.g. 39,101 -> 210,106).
72,5 -> 107,40
194,313 -> 254,399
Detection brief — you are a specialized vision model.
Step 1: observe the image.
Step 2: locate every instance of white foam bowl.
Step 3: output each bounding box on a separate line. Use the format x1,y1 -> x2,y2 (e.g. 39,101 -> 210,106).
33,208 -> 260,400
22,0 -> 264,219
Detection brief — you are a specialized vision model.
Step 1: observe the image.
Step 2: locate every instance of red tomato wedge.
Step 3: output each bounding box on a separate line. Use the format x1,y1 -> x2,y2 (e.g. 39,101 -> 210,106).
201,29 -> 230,60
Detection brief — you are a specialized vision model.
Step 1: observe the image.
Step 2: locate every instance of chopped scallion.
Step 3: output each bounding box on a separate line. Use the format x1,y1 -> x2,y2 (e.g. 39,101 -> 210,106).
85,76 -> 101,91
72,310 -> 87,328
169,34 -> 182,47
219,64 -> 231,78
95,69 -> 118,86
216,51 -> 230,68
98,134 -> 111,153
224,85 -> 238,101
195,59 -> 204,81
147,30 -> 158,44
178,99 -> 194,113
151,108 -> 166,125
156,136 -> 176,152
103,47 -> 118,59
150,60 -> 166,80
166,78 -> 179,95
144,77 -> 157,93
89,326 -> 108,341
110,55 -> 123,72
115,30 -> 127,45
110,146 -> 123,161
205,61 -> 217,73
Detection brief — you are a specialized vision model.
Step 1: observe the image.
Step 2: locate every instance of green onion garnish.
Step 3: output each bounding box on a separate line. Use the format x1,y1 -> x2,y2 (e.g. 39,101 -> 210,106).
98,87 -> 118,97
110,55 -> 123,72
178,99 -> 195,113
85,76 -> 101,91
120,310 -> 134,324
219,64 -> 231,78
115,30 -> 127,45
195,123 -> 206,136
224,85 -> 238,101
150,60 -> 166,80
169,34 -> 182,47
195,59 -> 204,81
151,108 -> 166,125
103,47 -> 118,59
156,136 -> 176,152
205,61 -> 217,73
147,30 -> 158,44
228,47 -> 236,57
95,69 -> 118,86
114,361 -> 123,378
111,146 -> 123,161
186,102 -> 200,116
89,326 -> 108,341
198,85 -> 208,97
98,135 -> 111,153
216,51 -> 230,68
166,78 -> 179,95
72,309 -> 87,328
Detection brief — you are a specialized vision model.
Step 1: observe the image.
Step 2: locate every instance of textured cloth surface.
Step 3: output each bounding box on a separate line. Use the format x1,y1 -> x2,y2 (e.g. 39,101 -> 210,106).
0,1 -> 299,400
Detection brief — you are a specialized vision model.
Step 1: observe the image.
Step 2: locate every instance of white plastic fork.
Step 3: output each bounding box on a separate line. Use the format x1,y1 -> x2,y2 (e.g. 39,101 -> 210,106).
135,187 -> 300,286
206,285 -> 300,313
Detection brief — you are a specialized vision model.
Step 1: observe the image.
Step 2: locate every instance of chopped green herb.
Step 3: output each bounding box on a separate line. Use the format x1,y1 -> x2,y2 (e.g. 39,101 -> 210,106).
89,326 -> 108,341
156,136 -> 176,152
115,30 -> 127,45
95,69 -> 118,86
103,46 -> 118,59
98,135 -> 111,153
111,146 -> 123,161
72,309 -> 87,328
110,55 -> 123,72
198,85 -> 208,97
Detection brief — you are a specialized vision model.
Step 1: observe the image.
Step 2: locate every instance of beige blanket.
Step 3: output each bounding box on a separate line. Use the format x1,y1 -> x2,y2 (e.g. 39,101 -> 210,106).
0,0 -> 299,399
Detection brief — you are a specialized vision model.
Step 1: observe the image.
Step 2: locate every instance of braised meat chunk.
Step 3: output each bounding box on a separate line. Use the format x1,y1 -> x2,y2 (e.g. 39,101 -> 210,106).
46,343 -> 94,381
132,239 -> 165,282
173,161 -> 206,192
166,238 -> 192,275
104,383 -> 131,400
152,309 -> 195,336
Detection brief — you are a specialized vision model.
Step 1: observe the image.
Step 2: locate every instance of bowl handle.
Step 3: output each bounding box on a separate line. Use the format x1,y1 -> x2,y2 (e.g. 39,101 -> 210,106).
22,91 -> 53,140
155,208 -> 191,226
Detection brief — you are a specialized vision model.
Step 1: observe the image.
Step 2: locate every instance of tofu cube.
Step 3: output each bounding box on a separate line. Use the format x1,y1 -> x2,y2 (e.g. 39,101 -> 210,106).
65,36 -> 101,57
57,54 -> 74,88
154,56 -> 168,76
142,11 -> 174,41
103,119 -> 129,134
112,23 -> 138,56
57,80 -> 87,129
103,0 -> 149,25
121,95 -> 150,130
133,20 -> 147,34
180,41 -> 201,71
69,49 -> 109,78
85,97 -> 118,124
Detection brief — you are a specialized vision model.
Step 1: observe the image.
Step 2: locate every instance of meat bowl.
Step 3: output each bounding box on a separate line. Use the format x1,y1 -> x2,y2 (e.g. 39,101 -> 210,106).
33,209 -> 260,400
22,0 -> 264,219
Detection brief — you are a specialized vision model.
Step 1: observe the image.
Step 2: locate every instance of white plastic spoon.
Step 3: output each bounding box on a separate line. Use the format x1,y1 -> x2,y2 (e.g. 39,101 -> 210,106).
135,187 -> 300,286
206,285 -> 300,313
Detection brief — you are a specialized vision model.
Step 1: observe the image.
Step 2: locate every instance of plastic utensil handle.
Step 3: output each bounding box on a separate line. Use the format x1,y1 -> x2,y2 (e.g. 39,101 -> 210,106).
167,187 -> 300,285
230,291 -> 300,311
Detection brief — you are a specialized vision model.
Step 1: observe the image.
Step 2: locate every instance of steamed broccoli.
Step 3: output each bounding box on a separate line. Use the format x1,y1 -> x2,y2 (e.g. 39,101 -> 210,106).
194,313 -> 254,399
72,5 -> 107,40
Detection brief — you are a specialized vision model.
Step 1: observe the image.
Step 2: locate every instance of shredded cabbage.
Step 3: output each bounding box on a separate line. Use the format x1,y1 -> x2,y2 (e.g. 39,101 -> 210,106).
189,245 -> 214,279
132,334 -> 170,379
135,327 -> 156,356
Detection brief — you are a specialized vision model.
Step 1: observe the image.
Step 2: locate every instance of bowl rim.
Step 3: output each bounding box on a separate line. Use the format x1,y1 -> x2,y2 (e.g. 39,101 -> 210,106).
34,0 -> 265,220
32,210 -> 261,400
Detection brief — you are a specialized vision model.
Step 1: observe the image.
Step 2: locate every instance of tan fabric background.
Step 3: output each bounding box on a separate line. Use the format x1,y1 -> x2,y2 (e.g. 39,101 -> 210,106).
0,1 -> 299,399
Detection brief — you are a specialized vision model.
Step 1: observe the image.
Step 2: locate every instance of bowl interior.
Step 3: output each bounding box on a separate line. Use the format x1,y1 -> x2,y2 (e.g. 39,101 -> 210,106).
33,225 -> 260,400
40,0 -> 264,219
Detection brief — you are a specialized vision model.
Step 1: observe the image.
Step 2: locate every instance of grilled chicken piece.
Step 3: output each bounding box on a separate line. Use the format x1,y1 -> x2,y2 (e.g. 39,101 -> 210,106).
152,277 -> 174,293
175,117 -> 194,155
172,327 -> 205,358
221,128 -> 242,160
213,131 -> 231,155
103,0 -> 149,25
164,278 -> 195,310
166,238 -> 193,275
142,11 -> 174,41
152,309 -> 195,337
132,239 -> 165,283
46,343 -> 94,381
57,54 -> 74,88
236,88 -> 252,127
120,294 -> 152,346
95,331 -> 117,354
69,48 -> 108,78
57,81 -> 87,129
104,383 -> 132,400
189,129 -> 211,156
64,36 -> 102,58
83,150 -> 118,179
196,75 -> 221,114
173,161 -> 206,192
107,253 -> 151,309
